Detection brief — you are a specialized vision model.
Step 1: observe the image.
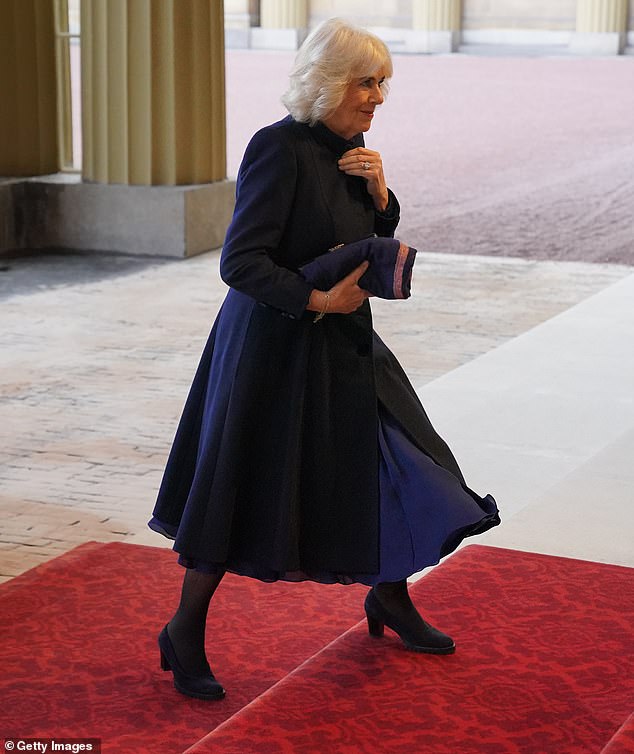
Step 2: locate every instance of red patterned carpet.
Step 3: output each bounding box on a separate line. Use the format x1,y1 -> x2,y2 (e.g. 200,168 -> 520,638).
190,546 -> 634,754
0,541 -> 366,753
2,543 -> 633,753
602,714 -> 634,754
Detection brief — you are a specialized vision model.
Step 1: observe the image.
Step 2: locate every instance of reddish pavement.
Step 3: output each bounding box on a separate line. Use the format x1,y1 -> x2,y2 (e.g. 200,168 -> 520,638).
226,51 -> 634,265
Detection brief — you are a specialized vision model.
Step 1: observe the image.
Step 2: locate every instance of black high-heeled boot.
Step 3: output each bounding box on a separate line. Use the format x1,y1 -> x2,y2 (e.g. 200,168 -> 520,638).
364,585 -> 456,655
158,625 -> 225,700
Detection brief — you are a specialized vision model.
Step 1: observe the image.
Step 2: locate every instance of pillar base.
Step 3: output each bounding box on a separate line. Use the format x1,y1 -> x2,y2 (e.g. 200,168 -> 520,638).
405,30 -> 461,54
0,180 -> 20,251
2,176 -> 236,258
225,11 -> 252,49
250,27 -> 307,50
225,27 -> 251,48
569,31 -> 625,55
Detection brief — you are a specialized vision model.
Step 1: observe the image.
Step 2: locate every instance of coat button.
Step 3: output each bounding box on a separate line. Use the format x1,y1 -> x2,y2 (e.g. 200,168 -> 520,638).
357,343 -> 371,357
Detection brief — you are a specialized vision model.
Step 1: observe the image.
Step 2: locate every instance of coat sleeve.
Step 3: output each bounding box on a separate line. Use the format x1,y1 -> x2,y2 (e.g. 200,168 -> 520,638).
219,127 -> 315,319
374,188 -> 400,238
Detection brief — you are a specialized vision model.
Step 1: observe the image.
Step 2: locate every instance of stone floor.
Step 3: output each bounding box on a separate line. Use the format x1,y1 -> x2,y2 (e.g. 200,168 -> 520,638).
0,249 -> 630,582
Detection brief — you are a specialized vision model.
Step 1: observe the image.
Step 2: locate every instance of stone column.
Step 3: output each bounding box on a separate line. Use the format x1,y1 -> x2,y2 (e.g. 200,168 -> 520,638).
570,0 -> 628,54
81,0 -> 227,185
260,0 -> 307,27
32,0 -> 237,258
409,0 -> 462,53
0,0 -> 59,175
252,0 -> 308,50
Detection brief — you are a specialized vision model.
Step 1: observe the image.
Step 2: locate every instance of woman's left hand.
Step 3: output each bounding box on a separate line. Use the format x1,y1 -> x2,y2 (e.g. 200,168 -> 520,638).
338,147 -> 389,212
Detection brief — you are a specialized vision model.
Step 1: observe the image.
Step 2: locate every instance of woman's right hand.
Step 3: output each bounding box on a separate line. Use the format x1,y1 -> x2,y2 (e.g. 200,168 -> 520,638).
307,261 -> 370,315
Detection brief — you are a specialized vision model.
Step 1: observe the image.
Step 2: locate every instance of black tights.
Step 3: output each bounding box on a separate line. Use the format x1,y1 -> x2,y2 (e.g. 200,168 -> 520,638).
166,572 -> 424,674
167,568 -> 225,675
373,579 -> 427,626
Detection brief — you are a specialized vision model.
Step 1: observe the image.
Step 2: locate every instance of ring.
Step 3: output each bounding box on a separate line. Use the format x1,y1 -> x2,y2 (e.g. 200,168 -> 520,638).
362,161 -> 370,170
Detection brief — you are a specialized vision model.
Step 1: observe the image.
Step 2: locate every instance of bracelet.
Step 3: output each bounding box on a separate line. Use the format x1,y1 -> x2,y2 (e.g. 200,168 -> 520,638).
313,292 -> 331,323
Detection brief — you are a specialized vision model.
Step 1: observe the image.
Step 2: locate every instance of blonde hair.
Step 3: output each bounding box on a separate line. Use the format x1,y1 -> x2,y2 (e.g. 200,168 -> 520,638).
281,18 -> 393,126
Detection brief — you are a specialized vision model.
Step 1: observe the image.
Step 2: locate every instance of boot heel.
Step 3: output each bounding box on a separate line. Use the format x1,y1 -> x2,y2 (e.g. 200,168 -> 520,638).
367,614 -> 385,637
364,585 -> 456,655
160,650 -> 171,671
158,625 -> 225,700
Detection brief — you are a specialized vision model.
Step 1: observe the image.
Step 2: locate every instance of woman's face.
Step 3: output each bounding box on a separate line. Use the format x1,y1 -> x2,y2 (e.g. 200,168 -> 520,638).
323,69 -> 387,140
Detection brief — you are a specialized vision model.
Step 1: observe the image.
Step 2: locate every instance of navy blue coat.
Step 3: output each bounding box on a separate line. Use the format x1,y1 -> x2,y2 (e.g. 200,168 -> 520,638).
151,116 -> 467,578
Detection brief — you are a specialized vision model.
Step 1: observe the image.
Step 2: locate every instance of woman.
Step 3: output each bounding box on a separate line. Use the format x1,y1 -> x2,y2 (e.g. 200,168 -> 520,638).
149,18 -> 500,701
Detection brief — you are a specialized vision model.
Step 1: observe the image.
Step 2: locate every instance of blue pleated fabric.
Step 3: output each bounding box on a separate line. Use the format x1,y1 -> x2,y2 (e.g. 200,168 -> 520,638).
152,402 -> 499,585
360,405 -> 498,585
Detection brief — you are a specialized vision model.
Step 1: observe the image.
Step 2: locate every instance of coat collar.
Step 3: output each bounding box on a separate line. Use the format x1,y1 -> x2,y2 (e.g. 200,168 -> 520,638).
309,120 -> 365,157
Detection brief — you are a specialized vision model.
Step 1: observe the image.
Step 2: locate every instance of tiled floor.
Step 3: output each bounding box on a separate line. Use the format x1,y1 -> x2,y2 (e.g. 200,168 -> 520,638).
1,250 -> 631,583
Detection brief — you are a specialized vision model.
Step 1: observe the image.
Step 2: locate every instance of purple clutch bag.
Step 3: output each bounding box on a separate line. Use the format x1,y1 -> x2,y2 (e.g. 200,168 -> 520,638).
300,236 -> 417,299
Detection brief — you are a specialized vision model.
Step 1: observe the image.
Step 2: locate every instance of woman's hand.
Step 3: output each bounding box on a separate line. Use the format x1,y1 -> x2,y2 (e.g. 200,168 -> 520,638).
307,261 -> 370,316
338,148 -> 389,212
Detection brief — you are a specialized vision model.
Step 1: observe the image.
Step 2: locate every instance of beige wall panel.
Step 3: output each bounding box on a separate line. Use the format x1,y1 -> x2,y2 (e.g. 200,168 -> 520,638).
576,0 -> 628,32
172,0 -> 226,184
225,0 -> 251,29
413,0 -> 461,31
246,0 -> 630,35
308,0 -> 412,29
225,0 -> 249,12
127,0 -> 152,185
209,1 -> 227,181
107,0 -> 129,184
15,4 -> 42,169
83,0 -> 226,186
172,0 -> 193,184
38,2 -> 62,165
261,0 -> 308,28
92,0 -> 110,181
173,0 -> 211,183
463,0 -> 578,31
0,0 -> 59,175
151,0 -> 176,184
0,3 -> 19,174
